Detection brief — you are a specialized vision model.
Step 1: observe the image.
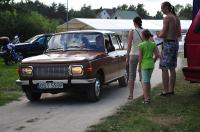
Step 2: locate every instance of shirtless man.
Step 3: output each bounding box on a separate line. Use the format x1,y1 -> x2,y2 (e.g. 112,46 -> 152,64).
157,1 -> 181,96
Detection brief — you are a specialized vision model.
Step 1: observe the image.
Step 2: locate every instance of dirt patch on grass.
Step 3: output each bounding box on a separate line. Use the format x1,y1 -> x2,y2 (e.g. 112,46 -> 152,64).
148,116 -> 184,126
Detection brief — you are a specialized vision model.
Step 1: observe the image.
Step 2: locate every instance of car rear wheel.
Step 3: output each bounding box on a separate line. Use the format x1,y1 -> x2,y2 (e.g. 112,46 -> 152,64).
25,91 -> 41,101
118,72 -> 128,87
87,74 -> 101,102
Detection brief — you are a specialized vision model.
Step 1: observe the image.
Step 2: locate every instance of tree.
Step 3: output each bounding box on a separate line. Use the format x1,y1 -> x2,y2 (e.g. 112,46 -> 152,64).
79,4 -> 96,18
136,4 -> 149,19
56,3 -> 67,23
0,0 -> 12,4
179,4 -> 192,19
128,5 -> 136,11
154,11 -> 163,19
175,4 -> 184,16
117,4 -> 128,10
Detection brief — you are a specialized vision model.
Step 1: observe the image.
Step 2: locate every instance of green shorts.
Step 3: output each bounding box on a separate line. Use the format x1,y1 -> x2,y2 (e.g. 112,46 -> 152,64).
141,69 -> 153,83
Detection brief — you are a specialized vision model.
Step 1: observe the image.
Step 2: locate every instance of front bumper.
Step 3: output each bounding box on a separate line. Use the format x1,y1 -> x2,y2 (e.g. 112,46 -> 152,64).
182,67 -> 200,83
16,78 -> 96,86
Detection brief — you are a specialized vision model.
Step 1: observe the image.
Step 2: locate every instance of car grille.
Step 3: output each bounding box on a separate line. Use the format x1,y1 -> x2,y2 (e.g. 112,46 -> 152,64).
33,64 -> 69,79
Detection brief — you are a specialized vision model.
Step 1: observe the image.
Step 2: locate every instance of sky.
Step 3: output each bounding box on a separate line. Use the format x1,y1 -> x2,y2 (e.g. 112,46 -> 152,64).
15,0 -> 193,16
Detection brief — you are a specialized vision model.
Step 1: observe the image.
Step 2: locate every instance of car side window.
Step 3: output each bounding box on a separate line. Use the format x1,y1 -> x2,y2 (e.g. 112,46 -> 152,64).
194,17 -> 200,34
104,35 -> 115,52
110,35 -> 121,50
36,37 -> 45,45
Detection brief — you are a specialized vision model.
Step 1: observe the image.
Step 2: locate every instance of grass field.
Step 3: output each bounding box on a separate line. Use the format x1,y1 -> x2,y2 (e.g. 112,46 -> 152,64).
0,59 -> 22,106
87,70 -> 200,132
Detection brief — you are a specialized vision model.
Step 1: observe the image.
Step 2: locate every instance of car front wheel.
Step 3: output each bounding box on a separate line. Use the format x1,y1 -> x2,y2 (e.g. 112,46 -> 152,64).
25,91 -> 41,101
87,74 -> 101,102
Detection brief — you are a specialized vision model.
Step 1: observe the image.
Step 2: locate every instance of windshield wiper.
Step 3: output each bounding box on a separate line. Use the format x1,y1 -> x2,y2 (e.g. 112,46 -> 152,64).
67,45 -> 83,49
45,48 -> 64,53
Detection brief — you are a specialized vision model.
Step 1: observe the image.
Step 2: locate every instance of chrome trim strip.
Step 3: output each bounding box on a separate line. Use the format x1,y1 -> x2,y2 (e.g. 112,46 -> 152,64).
16,79 -> 29,85
104,75 -> 125,84
71,78 -> 96,84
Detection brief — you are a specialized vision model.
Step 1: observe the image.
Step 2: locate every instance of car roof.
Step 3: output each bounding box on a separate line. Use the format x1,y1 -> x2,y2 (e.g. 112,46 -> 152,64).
55,30 -> 115,35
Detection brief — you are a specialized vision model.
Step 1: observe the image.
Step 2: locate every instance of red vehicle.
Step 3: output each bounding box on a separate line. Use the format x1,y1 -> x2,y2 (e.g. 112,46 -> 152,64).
182,11 -> 200,83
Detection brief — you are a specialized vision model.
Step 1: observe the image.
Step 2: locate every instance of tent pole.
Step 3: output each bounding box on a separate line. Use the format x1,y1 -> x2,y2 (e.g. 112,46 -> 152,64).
67,0 -> 69,31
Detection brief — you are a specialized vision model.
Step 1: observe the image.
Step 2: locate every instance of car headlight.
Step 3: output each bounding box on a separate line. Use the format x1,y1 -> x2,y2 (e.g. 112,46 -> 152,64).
21,66 -> 33,76
69,65 -> 83,76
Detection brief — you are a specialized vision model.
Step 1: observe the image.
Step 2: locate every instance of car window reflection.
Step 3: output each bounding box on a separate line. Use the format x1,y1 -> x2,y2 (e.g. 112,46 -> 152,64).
48,33 -> 105,51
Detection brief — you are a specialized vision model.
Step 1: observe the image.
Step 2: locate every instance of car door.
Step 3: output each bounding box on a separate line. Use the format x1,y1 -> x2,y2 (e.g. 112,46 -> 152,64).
110,34 -> 127,78
103,35 -> 119,83
183,11 -> 200,82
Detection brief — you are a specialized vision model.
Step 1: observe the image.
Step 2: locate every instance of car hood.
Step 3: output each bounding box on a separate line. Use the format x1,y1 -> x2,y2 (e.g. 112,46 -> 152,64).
22,51 -> 106,64
15,42 -> 31,46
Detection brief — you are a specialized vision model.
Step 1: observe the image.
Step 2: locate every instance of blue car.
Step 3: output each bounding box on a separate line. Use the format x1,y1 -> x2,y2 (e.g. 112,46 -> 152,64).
15,34 -> 52,58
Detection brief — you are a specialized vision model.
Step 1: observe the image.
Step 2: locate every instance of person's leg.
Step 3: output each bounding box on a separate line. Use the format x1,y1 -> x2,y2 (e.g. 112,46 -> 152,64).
169,68 -> 176,93
128,80 -> 135,99
142,82 -> 148,100
147,70 -> 153,100
143,83 -> 151,100
162,68 -> 169,94
128,55 -> 138,99
141,70 -> 151,103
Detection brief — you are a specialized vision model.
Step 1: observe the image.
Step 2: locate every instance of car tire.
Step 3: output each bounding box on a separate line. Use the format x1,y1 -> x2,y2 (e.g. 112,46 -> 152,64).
118,72 -> 128,87
87,74 -> 101,102
25,91 -> 41,101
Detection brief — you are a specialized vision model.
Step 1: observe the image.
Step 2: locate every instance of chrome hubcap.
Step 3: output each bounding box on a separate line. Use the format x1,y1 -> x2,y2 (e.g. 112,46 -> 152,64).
95,79 -> 100,97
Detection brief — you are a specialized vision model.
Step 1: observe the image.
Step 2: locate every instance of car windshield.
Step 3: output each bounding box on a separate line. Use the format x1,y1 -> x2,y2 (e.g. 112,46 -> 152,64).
48,32 -> 105,51
24,35 -> 43,43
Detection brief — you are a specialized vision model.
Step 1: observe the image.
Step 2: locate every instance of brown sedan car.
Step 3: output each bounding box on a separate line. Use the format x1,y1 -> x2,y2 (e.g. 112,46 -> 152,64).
16,30 -> 127,102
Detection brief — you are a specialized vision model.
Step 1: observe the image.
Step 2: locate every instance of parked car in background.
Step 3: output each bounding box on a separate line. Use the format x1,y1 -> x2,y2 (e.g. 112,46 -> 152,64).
15,34 -> 52,58
182,11 -> 200,83
16,30 -> 127,102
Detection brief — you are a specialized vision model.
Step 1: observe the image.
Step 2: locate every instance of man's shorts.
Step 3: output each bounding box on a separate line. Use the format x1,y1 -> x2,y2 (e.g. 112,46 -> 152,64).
160,41 -> 179,69
141,69 -> 153,83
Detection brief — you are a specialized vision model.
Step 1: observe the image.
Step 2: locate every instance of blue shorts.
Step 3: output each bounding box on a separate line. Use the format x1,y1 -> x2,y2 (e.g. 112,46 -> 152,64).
160,41 -> 179,69
141,69 -> 153,83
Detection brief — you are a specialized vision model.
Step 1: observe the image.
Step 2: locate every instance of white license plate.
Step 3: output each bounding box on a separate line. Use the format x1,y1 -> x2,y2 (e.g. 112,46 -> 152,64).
38,82 -> 63,89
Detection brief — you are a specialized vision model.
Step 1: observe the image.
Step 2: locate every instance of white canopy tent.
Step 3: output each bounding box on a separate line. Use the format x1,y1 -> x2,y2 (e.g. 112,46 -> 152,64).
56,18 -> 192,33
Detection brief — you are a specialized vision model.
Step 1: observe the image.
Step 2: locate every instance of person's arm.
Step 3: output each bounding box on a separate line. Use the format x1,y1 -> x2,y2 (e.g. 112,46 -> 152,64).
176,17 -> 181,38
158,17 -> 169,38
126,30 -> 133,64
138,48 -> 142,72
153,46 -> 160,62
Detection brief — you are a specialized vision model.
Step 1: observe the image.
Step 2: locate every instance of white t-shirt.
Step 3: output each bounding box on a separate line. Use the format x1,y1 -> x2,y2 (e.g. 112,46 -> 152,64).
129,27 -> 143,55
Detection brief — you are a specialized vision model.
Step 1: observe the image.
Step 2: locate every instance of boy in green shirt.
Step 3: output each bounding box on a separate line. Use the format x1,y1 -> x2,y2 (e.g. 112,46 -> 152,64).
138,29 -> 160,104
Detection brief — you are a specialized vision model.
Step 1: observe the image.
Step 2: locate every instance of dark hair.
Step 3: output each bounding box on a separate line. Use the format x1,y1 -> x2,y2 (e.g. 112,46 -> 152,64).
133,17 -> 142,28
162,1 -> 176,16
142,29 -> 153,39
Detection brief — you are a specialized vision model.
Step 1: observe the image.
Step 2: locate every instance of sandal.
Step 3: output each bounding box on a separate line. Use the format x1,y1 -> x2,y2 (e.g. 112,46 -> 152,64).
142,100 -> 150,104
160,92 -> 168,96
160,92 -> 175,96
128,96 -> 133,100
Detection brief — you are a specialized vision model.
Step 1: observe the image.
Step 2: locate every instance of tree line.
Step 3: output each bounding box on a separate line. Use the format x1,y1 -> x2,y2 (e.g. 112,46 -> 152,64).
0,0 -> 192,41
